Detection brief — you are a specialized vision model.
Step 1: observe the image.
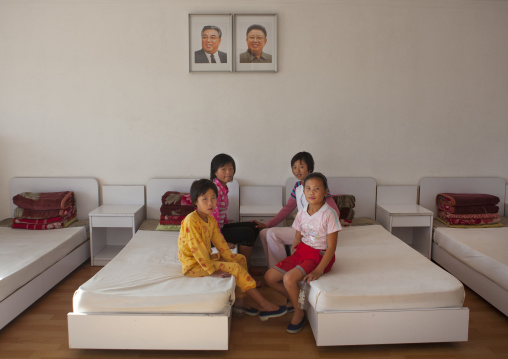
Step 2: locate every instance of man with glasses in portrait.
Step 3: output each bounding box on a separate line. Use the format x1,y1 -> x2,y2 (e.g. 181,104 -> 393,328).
239,24 -> 272,63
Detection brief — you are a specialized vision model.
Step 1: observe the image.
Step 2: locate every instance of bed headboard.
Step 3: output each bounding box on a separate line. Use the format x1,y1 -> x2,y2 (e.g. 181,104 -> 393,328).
284,177 -> 377,219
146,178 -> 239,221
9,177 -> 99,221
419,177 -> 506,216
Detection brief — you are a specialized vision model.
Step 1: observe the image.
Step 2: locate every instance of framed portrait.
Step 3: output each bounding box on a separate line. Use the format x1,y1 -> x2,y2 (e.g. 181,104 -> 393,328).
189,14 -> 233,72
234,14 -> 277,72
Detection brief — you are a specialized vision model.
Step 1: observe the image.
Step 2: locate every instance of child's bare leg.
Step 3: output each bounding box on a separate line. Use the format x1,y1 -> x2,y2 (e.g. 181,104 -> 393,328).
264,268 -> 289,299
283,268 -> 305,325
239,245 -> 253,266
245,287 -> 279,312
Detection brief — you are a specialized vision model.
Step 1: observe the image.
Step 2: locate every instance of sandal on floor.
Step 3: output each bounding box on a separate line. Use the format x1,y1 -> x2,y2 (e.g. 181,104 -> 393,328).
259,306 -> 287,321
233,307 -> 260,316
286,300 -> 294,313
287,315 -> 306,334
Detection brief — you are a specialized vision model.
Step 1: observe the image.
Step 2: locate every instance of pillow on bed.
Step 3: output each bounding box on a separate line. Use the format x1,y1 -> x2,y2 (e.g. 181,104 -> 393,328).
332,194 -> 356,227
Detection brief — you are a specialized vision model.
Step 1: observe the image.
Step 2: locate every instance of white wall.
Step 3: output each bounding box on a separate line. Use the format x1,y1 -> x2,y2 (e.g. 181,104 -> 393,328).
1,0 -> 507,218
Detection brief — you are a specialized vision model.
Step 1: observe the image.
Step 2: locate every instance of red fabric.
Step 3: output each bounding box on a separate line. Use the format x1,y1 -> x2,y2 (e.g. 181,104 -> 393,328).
160,204 -> 194,216
11,215 -> 77,230
13,205 -> 74,219
437,193 -> 500,207
160,215 -> 186,225
275,242 -> 335,275
13,191 -> 74,210
437,202 -> 499,214
438,210 -> 500,220
161,192 -> 193,206
13,207 -> 77,225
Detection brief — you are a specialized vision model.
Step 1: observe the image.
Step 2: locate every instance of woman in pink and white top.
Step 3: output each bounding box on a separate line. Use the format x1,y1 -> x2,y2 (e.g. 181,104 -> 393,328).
254,152 -> 340,268
264,172 -> 340,334
210,154 -> 260,271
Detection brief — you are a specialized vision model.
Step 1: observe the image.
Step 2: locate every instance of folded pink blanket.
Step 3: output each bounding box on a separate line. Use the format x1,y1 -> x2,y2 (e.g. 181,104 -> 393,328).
437,193 -> 500,207
13,191 -> 74,211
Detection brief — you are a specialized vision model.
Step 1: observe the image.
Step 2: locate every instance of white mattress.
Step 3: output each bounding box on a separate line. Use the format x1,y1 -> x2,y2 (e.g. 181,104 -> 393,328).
309,225 -> 465,312
73,230 -> 236,314
0,226 -> 88,302
433,226 -> 508,291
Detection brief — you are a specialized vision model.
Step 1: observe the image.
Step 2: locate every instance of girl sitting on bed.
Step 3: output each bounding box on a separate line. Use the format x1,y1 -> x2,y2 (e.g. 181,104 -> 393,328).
178,179 -> 287,320
264,173 -> 340,333
210,153 -> 262,275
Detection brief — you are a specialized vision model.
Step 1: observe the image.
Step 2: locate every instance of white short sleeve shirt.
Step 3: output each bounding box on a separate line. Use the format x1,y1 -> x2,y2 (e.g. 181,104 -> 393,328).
292,203 -> 341,250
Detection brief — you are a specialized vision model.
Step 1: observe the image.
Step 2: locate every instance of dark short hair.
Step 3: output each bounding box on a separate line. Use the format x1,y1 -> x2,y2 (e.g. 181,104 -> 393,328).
210,153 -> 236,180
201,25 -> 222,38
246,24 -> 267,37
190,179 -> 218,205
303,172 -> 328,190
291,151 -> 314,173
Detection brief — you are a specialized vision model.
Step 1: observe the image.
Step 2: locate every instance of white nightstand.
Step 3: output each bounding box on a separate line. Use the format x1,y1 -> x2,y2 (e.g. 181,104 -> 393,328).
240,186 -> 283,266
89,185 -> 145,266
376,204 -> 433,259
375,185 -> 433,259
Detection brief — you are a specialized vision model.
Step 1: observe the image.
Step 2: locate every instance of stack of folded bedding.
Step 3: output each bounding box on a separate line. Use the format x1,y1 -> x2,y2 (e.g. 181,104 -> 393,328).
332,194 -> 356,227
157,191 -> 194,231
11,191 -> 77,230
436,193 -> 502,227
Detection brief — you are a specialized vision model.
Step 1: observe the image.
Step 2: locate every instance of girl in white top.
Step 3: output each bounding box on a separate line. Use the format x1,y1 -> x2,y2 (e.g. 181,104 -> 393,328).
264,173 -> 340,333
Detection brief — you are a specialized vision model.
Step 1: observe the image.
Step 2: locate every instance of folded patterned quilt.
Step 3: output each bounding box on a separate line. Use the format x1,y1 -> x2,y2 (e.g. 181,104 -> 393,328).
436,216 -> 502,227
13,191 -> 75,211
161,191 -> 193,206
160,204 -> 194,216
160,215 -> 186,225
436,193 -> 500,207
13,207 -> 77,225
13,205 -> 75,219
11,215 -> 78,230
438,210 -> 500,221
437,202 -> 499,214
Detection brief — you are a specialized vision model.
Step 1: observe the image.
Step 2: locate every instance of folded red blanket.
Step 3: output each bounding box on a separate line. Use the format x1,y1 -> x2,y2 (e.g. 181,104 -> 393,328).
160,204 -> 194,216
13,191 -> 74,211
437,193 -> 500,207
13,205 -> 75,219
438,210 -> 500,220
11,215 -> 78,230
437,202 -> 499,214
437,213 -> 501,226
160,215 -> 186,225
162,192 -> 193,206
14,207 -> 77,225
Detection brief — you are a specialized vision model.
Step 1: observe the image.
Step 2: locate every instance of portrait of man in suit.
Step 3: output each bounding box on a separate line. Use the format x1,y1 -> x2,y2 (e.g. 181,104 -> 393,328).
239,24 -> 272,63
195,25 -> 227,64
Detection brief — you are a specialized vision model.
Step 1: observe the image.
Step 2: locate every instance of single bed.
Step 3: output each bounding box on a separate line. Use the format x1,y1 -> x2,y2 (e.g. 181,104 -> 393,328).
68,178 -> 240,350
0,177 -> 99,330
419,177 -> 508,316
285,177 -> 469,346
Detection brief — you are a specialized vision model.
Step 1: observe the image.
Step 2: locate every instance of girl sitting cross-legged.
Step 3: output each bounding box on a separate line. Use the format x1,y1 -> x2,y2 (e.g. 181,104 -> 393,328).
264,172 -> 341,333
178,179 -> 286,320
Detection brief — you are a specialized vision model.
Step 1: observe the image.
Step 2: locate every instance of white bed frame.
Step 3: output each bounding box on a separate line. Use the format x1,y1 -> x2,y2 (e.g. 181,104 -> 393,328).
68,178 -> 240,350
295,177 -> 469,346
0,177 -> 99,330
419,177 -> 508,316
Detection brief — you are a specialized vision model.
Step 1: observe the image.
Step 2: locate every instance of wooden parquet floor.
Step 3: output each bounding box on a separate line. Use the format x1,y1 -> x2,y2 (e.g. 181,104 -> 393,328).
1,263 -> 507,359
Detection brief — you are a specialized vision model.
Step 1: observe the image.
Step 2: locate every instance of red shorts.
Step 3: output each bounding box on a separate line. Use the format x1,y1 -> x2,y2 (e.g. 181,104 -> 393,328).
275,242 -> 335,276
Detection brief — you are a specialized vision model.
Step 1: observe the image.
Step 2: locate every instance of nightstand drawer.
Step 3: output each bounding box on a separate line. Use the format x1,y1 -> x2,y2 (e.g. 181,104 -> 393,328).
392,215 -> 431,227
91,216 -> 133,228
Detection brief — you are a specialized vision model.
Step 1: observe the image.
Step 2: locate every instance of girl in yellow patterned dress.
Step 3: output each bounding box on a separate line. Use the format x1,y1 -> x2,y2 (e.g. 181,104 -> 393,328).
178,179 -> 287,320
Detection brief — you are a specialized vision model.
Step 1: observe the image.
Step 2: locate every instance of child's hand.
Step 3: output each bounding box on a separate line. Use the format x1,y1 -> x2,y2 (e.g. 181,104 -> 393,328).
227,242 -> 236,249
304,269 -> 323,282
251,220 -> 266,229
212,270 -> 231,278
